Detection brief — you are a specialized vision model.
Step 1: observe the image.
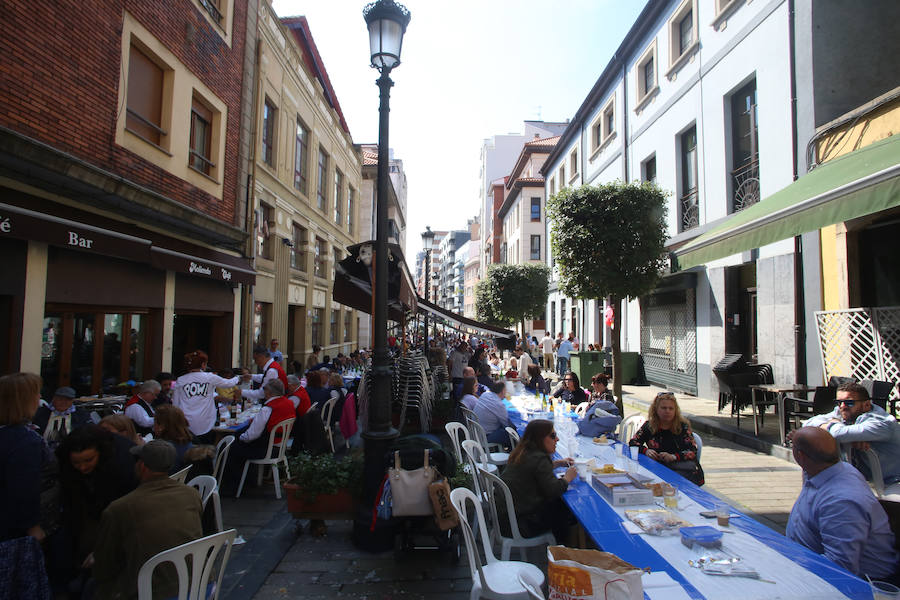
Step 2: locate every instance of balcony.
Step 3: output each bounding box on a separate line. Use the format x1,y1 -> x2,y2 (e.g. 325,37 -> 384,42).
680,188 -> 699,232
731,158 -> 760,213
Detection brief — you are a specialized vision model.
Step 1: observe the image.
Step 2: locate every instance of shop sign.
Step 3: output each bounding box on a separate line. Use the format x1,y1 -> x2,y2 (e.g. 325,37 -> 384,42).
151,246 -> 254,285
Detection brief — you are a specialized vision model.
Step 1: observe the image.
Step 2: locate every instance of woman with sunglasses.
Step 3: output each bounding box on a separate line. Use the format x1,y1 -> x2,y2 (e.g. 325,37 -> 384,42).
551,372 -> 588,407
501,419 -> 577,542
628,392 -> 704,485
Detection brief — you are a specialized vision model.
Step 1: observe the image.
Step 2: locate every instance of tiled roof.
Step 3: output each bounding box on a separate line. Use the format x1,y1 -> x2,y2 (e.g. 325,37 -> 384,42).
524,135 -> 560,148
515,177 -> 545,185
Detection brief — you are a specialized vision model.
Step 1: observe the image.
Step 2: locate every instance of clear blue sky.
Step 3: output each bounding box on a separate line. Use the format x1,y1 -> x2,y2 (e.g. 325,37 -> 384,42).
271,0 -> 648,265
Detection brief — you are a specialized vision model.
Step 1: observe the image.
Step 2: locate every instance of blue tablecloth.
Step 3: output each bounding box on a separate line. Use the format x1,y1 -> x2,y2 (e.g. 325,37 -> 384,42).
504,398 -> 871,600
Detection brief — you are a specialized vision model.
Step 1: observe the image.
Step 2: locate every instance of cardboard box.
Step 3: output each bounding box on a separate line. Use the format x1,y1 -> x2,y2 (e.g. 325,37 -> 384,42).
592,473 -> 654,507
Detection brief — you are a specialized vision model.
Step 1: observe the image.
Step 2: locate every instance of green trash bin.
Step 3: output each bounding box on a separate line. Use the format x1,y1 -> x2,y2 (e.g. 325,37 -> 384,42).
615,351 -> 640,385
569,351 -> 609,385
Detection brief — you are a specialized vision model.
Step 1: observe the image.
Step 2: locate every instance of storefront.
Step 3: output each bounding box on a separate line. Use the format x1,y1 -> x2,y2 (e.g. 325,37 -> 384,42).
0,196 -> 254,396
640,273 -> 698,395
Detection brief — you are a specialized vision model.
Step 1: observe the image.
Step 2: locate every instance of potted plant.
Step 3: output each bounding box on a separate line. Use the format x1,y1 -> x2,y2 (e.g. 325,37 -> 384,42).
284,450 -> 363,518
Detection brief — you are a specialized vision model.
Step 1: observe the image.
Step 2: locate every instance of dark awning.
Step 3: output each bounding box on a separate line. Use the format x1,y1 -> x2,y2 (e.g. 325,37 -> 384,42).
333,241 -> 417,320
150,246 -> 256,285
416,296 -> 516,342
675,135 -> 900,270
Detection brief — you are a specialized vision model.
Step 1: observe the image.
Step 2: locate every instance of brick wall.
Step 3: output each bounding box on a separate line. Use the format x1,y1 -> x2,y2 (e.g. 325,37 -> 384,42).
0,0 -> 247,226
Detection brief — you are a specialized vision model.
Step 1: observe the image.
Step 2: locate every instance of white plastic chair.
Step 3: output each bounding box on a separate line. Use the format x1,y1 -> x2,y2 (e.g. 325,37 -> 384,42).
187,474 -> 223,533
462,439 -> 498,475
505,427 -> 520,449
479,468 -> 556,560
468,419 -> 509,467
574,402 -> 589,417
212,435 -> 235,488
517,569 -> 545,600
169,465 -> 192,484
445,421 -> 471,464
692,431 -> 703,462
450,487 -> 546,600
236,418 -> 295,499
460,405 -> 478,430
137,528 -> 236,600
321,397 -> 338,453
618,415 -> 646,443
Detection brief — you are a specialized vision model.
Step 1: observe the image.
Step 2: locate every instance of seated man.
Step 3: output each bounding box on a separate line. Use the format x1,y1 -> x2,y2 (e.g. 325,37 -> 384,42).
474,380 -> 512,446
32,386 -> 92,443
453,367 -> 486,399
124,379 -> 160,436
804,382 -> 900,493
786,427 -> 898,581
222,379 -> 295,495
286,375 -> 311,417
92,440 -> 203,599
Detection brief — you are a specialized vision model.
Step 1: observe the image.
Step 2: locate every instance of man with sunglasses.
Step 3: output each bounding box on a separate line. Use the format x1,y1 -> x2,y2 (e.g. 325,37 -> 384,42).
804,382 -> 900,495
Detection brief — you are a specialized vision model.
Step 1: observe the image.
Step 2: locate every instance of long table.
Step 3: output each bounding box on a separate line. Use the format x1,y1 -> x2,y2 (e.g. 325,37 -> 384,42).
504,397 -> 872,600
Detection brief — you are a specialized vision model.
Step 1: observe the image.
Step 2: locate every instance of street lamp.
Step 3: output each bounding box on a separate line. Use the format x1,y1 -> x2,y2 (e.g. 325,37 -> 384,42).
356,0 -> 410,550
421,226 -> 434,346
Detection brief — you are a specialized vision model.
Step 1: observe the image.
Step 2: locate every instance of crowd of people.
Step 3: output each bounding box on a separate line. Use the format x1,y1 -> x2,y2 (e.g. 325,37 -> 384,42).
0,339 -> 367,598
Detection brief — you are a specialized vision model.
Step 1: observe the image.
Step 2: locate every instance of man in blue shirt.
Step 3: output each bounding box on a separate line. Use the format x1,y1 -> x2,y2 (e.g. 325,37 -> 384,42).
804,382 -> 900,495
786,427 -> 898,581
556,336 -> 573,377
269,338 -> 284,366
474,380 -> 512,446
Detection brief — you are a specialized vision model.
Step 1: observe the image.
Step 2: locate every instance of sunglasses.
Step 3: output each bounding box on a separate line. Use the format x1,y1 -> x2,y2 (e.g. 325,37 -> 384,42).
837,399 -> 857,407
656,392 -> 675,399
564,378 -> 574,382
549,432 -> 558,439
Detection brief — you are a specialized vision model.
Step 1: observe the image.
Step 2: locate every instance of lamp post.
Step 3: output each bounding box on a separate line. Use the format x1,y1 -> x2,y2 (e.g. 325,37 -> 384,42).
421,226 -> 434,347
356,0 -> 410,550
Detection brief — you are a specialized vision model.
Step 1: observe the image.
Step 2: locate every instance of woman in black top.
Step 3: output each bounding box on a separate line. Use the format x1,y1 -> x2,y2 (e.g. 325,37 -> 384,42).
524,364 -> 546,393
628,392 -> 703,485
551,372 -> 588,406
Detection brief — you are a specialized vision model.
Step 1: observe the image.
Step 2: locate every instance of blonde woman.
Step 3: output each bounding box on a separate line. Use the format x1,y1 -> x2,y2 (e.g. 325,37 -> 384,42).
628,392 -> 703,485
99,414 -> 144,446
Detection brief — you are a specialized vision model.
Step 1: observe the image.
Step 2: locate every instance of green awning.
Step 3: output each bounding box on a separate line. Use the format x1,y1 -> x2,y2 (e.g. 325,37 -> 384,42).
674,135 -> 900,270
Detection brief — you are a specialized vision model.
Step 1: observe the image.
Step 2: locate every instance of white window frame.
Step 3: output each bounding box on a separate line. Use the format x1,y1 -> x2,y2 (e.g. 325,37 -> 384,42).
666,0 -> 699,79
634,39 -> 659,113
591,95 -> 617,157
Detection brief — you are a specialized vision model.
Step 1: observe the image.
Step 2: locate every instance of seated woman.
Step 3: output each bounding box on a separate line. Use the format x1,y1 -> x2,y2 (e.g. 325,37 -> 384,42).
98,414 -> 144,447
551,372 -> 588,407
326,372 -> 348,427
305,371 -> 331,411
588,374 -> 616,411
628,392 -> 704,486
459,377 -> 479,411
504,357 -> 518,380
500,419 -> 576,542
152,405 -> 194,473
524,364 -> 546,393
473,381 -> 513,446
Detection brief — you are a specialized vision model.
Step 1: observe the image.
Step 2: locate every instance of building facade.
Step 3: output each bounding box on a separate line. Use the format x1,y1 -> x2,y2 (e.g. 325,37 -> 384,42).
250,8 -> 361,367
436,230 -> 471,313
1,0 -> 256,394
542,0 -> 899,397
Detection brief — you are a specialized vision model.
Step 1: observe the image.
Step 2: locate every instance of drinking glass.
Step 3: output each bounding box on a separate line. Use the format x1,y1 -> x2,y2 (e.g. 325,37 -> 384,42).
714,501 -> 730,526
871,581 -> 900,600
663,486 -> 679,509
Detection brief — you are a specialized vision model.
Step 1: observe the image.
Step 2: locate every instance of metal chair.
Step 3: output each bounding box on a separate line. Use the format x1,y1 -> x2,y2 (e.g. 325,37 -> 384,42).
137,529 -> 236,600
236,417 -> 295,499
449,487 -> 545,600
479,468 -> 556,560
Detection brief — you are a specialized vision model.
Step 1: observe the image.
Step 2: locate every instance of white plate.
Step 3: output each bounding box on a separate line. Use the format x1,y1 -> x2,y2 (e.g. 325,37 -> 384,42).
592,438 -> 613,445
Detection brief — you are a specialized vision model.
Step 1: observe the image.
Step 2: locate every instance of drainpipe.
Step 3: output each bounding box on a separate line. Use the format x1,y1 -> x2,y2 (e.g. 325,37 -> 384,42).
243,35 -> 263,365
788,0 -> 807,384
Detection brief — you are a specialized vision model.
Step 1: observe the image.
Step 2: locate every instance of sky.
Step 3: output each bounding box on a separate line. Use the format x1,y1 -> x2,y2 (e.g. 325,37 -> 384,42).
270,0 -> 648,267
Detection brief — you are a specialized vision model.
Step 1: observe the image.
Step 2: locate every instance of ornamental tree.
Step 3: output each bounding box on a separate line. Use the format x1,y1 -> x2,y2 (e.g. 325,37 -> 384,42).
475,263 -> 550,336
547,181 -> 668,409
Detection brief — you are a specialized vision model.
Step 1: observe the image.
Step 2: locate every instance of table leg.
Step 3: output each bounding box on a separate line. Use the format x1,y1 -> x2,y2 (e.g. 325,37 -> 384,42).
751,389 -> 759,436
778,393 -> 787,446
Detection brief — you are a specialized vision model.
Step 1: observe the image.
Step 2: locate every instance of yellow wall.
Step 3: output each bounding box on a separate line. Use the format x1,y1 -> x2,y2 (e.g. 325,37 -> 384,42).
819,224 -> 840,310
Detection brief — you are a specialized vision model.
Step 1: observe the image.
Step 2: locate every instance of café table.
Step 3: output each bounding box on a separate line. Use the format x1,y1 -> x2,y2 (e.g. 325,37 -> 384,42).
504,395 -> 870,600
211,404 -> 262,440
748,384 -> 814,444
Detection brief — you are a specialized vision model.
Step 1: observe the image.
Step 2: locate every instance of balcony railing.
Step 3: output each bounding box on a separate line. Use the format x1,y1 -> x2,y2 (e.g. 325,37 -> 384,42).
680,188 -> 699,232
199,0 -> 223,25
731,158 -> 760,213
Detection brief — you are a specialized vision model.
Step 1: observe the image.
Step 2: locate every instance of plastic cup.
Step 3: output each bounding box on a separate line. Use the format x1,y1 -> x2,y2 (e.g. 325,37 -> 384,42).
663,487 -> 678,509
714,501 -> 730,527
872,581 -> 900,600
629,446 -> 640,462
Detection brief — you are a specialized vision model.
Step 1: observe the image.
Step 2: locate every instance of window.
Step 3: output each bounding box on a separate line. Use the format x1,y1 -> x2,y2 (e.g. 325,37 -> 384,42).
290,224 -> 307,271
558,165 -> 566,189
635,41 -> 658,110
317,148 -> 328,211
679,125 -> 699,232
530,235 -> 541,260
347,187 -> 355,233
311,308 -> 323,347
592,96 -> 616,153
730,79 -> 759,212
569,150 -> 578,180
530,197 -> 541,222
550,301 -> 556,335
262,99 -> 276,167
642,155 -> 657,185
549,177 -> 556,197
561,298 -> 567,334
679,10 -> 693,54
126,44 -> 167,146
667,0 -> 698,76
344,311 -> 352,342
334,170 -> 343,225
198,0 -> 223,24
314,237 -> 327,278
294,119 -> 309,194
713,0 -> 743,30
257,203 -> 273,259
330,309 -> 339,344
189,96 -> 213,176
333,248 -> 341,279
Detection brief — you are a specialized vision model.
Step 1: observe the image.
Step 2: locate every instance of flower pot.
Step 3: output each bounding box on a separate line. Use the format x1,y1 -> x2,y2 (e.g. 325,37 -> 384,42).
284,483 -> 355,518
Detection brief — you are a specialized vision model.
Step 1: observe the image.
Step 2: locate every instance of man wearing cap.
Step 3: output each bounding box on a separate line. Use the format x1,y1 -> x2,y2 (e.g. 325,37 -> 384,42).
124,380 -> 160,436
32,386 -> 92,442
241,346 -> 289,403
92,440 -> 203,599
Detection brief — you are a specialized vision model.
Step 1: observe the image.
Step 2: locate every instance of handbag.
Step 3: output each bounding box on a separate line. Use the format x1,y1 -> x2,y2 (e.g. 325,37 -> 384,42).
389,449 -> 436,516
428,477 -> 458,530
670,460 -> 704,486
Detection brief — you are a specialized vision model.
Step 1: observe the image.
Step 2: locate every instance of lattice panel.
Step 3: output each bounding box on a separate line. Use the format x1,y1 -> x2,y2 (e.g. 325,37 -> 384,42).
640,289 -> 697,378
816,307 -> 900,399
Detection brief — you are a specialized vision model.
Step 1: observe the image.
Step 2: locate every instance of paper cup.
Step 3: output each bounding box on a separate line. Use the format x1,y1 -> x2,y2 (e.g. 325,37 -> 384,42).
872,581 -> 900,600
